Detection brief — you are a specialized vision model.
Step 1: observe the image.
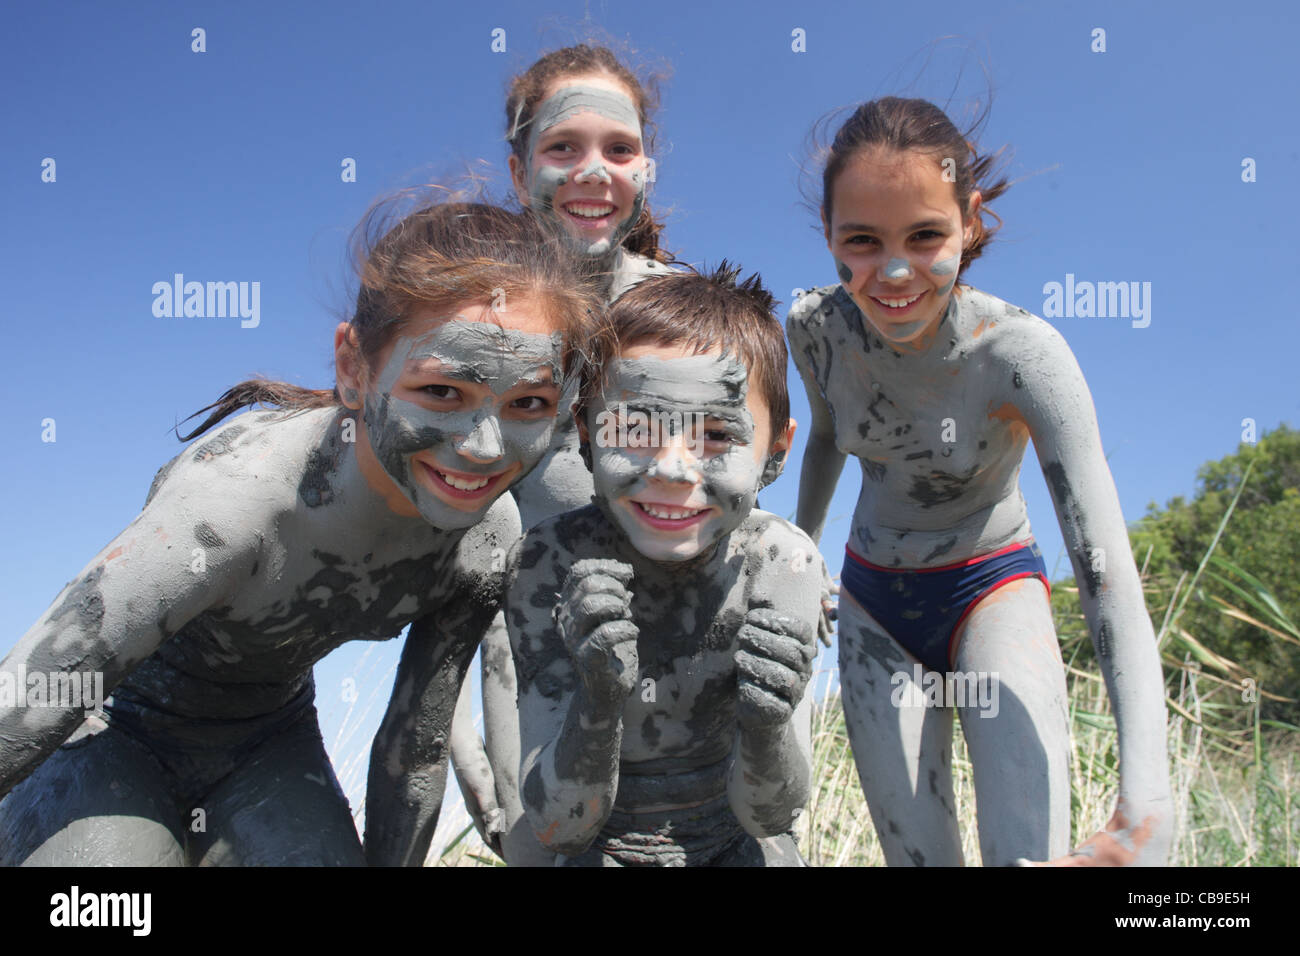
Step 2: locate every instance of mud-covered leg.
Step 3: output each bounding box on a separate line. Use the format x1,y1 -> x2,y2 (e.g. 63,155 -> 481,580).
0,717 -> 186,866
837,595 -> 962,866
191,707 -> 365,866
480,613 -> 556,866
953,578 -> 1070,866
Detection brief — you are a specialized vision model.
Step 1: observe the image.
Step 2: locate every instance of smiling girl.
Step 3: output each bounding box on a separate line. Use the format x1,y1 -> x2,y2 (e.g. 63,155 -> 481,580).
788,98 -> 1172,866
0,200 -> 602,866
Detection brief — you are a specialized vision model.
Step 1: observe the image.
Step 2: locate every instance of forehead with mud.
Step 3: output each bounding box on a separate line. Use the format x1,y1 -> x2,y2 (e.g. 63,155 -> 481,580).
598,352 -> 752,434
527,85 -> 642,157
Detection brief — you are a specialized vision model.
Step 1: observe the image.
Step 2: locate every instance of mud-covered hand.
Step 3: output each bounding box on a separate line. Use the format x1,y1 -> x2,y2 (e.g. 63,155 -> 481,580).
555,558 -> 639,706
735,607 -> 816,730
817,560 -> 839,648
1016,801 -> 1171,867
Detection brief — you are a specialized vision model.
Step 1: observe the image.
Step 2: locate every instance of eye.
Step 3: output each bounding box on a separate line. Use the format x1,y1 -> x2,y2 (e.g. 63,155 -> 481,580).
510,395 -> 553,413
912,229 -> 945,242
704,429 -> 736,444
845,234 -> 878,247
422,384 -> 460,401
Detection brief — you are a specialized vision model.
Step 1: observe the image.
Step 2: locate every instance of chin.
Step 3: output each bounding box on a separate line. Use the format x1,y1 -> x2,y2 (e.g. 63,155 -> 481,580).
641,541 -> 706,562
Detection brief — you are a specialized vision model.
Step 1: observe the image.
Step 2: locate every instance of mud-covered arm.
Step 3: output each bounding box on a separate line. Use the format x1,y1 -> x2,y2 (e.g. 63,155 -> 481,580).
511,544 -> 637,856
448,673 -> 503,857
1013,324 -> 1172,864
787,296 -> 848,545
0,488 -> 255,800
363,603 -> 491,866
364,500 -> 517,867
728,522 -> 821,836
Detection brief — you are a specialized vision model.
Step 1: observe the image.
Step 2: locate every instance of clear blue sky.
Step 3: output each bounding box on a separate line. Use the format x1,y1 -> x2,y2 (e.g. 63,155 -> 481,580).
3,1 -> 1296,835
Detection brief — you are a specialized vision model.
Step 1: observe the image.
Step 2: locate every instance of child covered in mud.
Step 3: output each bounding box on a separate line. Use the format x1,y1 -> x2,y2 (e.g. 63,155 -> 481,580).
788,97 -> 1171,866
0,199 -> 601,866
507,265 -> 823,866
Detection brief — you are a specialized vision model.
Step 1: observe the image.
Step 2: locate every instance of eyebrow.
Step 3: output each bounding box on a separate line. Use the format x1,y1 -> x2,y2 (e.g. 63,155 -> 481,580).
836,218 -> 950,234
405,358 -> 485,384
508,371 -> 559,389
535,121 -> 642,143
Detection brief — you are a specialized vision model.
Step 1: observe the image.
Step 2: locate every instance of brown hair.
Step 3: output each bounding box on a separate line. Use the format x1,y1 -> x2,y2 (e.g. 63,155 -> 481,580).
504,44 -> 670,262
178,197 -> 608,441
819,97 -> 1010,277
579,263 -> 789,443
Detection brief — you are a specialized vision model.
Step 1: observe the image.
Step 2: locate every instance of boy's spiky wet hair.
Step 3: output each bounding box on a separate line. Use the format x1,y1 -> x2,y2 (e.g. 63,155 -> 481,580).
579,261 -> 789,442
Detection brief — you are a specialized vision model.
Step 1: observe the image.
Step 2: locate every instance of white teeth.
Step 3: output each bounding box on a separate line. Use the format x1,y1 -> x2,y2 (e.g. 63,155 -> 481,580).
639,503 -> 703,520
875,293 -> 923,309
567,204 -> 614,218
438,471 -> 491,492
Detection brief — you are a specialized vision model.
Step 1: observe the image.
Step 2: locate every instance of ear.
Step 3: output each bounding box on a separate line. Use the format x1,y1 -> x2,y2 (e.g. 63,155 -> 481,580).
964,189 -> 983,246
758,417 -> 797,489
508,153 -> 531,208
775,416 -> 797,456
575,406 -> 594,473
334,323 -> 365,410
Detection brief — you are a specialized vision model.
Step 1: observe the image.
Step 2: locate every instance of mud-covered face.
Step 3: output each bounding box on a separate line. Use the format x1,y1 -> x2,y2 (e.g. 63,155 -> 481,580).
584,345 -> 778,562
825,147 -> 977,349
361,302 -> 568,529
516,76 -> 650,259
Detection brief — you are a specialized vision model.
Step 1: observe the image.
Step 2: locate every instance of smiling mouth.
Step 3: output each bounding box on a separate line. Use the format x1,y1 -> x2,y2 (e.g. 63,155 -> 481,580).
631,500 -> 712,530
562,201 -> 616,227
421,462 -> 508,500
869,291 -> 926,315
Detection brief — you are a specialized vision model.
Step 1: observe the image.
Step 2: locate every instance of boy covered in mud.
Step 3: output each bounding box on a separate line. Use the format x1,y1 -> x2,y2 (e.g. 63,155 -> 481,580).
507,265 -> 823,866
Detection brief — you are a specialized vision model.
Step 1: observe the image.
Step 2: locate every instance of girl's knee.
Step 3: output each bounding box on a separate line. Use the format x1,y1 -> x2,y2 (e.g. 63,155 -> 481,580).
0,720 -> 185,866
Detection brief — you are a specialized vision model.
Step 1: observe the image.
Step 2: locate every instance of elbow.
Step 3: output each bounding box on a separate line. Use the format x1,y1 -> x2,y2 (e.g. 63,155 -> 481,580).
547,832 -> 598,858
521,765 -> 603,856
526,811 -> 598,857
729,781 -> 807,838
733,802 -> 802,840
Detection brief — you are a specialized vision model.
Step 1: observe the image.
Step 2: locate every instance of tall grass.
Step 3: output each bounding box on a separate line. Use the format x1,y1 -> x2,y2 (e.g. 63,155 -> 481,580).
796,463 -> 1299,866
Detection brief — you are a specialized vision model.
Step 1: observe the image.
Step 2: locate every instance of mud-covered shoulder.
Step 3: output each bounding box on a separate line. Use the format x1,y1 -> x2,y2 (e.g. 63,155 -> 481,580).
785,283 -> 842,336
958,285 -> 1082,413
445,493 -> 522,615
506,505 -> 614,701
146,408 -> 332,512
609,249 -> 680,303
786,284 -> 843,394
136,408 -> 342,587
739,511 -> 825,620
510,504 -> 617,578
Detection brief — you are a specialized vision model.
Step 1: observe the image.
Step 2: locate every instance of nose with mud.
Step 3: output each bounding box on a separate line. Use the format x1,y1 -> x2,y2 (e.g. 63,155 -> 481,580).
455,414 -> 505,462
881,257 -> 913,281
646,434 -> 702,484
574,159 -> 613,185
